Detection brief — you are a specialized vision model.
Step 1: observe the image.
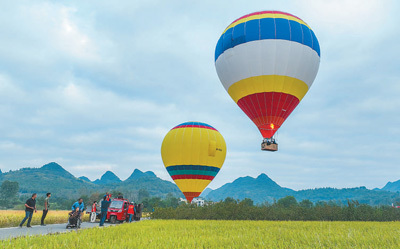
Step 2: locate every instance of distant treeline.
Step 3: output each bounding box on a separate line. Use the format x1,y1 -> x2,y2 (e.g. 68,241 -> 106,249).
0,180 -> 180,211
151,196 -> 400,221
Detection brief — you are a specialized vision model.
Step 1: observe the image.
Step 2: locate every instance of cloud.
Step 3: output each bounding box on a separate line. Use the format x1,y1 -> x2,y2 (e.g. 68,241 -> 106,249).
0,0 -> 399,192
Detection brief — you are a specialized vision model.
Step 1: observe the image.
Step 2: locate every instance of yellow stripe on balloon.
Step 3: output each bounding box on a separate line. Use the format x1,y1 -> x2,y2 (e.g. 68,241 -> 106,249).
227,75 -> 309,103
223,13 -> 310,35
174,179 -> 212,193
161,127 -> 226,168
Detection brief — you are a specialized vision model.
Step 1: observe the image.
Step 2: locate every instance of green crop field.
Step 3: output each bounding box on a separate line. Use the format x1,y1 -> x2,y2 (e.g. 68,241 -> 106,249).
2,220 -> 400,248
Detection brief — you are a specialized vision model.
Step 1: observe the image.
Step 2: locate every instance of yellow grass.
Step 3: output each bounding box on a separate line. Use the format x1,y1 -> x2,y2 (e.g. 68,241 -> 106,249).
0,210 -> 89,228
2,220 -> 400,248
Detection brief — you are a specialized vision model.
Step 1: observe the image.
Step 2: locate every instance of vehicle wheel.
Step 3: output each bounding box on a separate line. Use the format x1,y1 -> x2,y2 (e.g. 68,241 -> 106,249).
110,216 -> 117,224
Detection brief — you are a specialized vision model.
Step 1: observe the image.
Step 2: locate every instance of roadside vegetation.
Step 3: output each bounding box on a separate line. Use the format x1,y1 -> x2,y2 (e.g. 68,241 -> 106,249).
152,196 -> 400,221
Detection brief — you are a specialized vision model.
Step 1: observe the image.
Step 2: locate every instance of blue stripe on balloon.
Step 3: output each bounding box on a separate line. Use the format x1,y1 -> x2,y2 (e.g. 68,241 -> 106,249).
289,20 -> 303,44
173,122 -> 215,129
215,18 -> 320,61
311,29 -> 320,56
260,18 -> 274,39
275,18 -> 290,40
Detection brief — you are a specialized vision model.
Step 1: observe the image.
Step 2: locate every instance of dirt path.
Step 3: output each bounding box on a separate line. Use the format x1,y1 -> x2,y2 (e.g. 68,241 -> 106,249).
0,221 -> 115,240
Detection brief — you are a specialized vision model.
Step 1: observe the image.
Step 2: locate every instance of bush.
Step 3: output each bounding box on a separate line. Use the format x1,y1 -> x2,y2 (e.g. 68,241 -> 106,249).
151,196 -> 400,221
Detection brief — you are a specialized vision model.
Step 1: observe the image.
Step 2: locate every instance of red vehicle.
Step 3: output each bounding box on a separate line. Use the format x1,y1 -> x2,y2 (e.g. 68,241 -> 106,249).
106,198 -> 130,224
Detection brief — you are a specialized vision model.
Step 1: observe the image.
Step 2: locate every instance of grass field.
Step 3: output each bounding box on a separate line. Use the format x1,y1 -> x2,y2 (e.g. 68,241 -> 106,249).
0,210 -> 89,228
2,219 -> 400,248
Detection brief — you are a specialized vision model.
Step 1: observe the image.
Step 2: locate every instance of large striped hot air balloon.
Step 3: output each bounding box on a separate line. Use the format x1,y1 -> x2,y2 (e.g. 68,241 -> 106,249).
215,11 -> 320,151
161,122 -> 226,203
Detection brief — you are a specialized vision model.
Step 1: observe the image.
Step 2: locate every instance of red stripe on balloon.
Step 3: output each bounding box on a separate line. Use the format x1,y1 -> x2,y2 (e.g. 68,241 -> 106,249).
172,125 -> 217,131
237,92 -> 300,138
171,175 -> 215,180
230,11 -> 303,25
183,192 -> 202,203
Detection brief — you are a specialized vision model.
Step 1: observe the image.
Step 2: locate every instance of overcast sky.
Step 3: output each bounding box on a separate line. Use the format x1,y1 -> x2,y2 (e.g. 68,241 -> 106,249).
0,0 -> 399,191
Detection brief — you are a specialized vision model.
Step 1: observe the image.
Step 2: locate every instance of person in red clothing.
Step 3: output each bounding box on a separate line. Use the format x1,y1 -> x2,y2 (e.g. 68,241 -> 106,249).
91,201 -> 97,212
90,201 -> 97,222
127,202 -> 136,223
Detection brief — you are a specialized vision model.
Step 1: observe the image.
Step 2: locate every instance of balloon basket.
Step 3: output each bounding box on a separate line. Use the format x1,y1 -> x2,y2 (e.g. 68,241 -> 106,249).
261,141 -> 278,151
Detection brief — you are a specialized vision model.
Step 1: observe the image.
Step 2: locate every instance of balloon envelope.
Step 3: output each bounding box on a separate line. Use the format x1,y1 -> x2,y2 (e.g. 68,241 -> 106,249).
161,122 -> 226,202
215,11 -> 320,138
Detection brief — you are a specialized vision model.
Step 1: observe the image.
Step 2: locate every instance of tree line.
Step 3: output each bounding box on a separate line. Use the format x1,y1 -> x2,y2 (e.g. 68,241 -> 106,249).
0,180 -> 180,211
151,196 -> 400,221
3,178 -> 400,221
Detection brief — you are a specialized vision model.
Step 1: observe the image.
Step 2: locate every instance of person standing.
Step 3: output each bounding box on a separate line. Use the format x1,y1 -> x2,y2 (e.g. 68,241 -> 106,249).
104,192 -> 112,201
90,201 -> 97,222
40,193 -> 51,226
92,201 -> 97,212
127,202 -> 136,223
19,193 -> 37,228
99,196 -> 111,226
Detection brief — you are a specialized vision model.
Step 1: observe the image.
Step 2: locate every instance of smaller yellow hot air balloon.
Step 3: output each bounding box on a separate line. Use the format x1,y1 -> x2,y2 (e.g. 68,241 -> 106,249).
161,122 -> 227,203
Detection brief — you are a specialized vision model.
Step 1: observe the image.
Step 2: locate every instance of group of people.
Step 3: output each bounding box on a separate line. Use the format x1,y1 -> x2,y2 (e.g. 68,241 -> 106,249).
97,193 -> 136,227
19,193 -> 51,228
18,192 -> 137,228
19,193 -> 83,228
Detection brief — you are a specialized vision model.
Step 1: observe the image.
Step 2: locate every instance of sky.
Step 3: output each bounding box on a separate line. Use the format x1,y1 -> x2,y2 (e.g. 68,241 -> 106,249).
0,0 -> 399,191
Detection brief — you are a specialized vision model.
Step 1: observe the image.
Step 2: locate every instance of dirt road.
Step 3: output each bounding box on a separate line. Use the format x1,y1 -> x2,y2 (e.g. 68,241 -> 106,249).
0,221 -> 114,240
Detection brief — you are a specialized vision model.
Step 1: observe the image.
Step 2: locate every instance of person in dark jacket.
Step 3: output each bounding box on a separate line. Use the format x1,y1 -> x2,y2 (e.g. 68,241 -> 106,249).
19,193 -> 37,228
99,196 -> 111,226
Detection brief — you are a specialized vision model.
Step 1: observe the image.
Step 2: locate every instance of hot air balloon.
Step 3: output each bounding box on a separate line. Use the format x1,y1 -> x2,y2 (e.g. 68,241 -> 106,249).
215,11 -> 320,151
161,122 -> 226,203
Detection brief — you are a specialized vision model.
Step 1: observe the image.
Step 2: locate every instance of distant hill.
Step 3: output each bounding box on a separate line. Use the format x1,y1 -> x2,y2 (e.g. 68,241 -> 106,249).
206,173 -> 294,204
0,162 -> 95,197
200,188 -> 213,197
93,171 -> 121,185
125,169 -> 156,181
0,162 -> 182,199
120,169 -> 182,197
382,180 -> 400,192
294,187 -> 399,206
206,174 -> 400,205
2,162 -> 400,206
79,176 -> 91,182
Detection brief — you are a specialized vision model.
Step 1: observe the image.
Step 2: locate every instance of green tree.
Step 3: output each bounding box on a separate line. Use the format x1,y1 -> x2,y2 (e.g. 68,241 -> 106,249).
89,192 -> 101,205
165,193 -> 179,208
299,199 -> 313,209
224,197 -> 237,204
138,189 -> 150,202
239,198 -> 254,207
277,196 -> 297,208
0,180 -> 19,200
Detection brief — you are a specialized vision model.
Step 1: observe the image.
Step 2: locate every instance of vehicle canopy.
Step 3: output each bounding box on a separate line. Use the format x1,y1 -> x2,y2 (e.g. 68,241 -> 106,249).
109,198 -> 130,209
